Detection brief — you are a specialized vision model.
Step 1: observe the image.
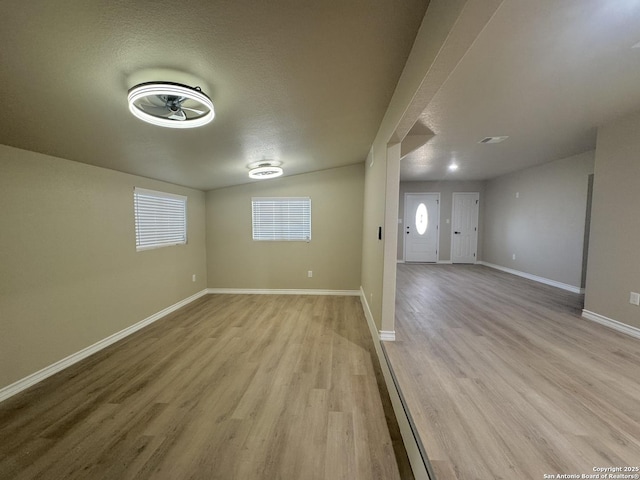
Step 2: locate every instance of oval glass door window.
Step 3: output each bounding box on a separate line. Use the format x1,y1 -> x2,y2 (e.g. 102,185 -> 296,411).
415,203 -> 428,235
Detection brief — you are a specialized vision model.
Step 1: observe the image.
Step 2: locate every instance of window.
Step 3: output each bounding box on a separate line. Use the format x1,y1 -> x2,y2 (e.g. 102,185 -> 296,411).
415,202 -> 428,235
251,197 -> 311,241
134,187 -> 187,251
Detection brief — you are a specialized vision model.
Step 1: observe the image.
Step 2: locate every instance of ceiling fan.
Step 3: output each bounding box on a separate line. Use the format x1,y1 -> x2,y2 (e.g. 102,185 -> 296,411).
127,82 -> 215,128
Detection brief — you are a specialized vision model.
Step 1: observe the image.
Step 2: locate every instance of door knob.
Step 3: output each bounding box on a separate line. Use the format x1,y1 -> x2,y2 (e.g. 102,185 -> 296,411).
454,231 -> 461,234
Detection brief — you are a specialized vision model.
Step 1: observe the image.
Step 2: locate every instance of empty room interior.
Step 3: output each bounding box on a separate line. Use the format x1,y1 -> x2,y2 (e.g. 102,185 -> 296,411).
1,1 -> 640,480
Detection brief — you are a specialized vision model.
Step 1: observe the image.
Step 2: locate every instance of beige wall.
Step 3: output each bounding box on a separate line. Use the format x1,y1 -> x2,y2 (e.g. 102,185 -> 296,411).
361,0 -> 487,331
398,181 -> 486,262
483,151 -> 595,288
361,144 -> 389,326
205,164 -> 364,290
585,111 -> 640,329
0,145 -> 207,389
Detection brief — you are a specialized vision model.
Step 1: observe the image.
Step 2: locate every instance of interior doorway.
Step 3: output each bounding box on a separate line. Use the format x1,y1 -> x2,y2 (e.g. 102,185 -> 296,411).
451,192 -> 479,263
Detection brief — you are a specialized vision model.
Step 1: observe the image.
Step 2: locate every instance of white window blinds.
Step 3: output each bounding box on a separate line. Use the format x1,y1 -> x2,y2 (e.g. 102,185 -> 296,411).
251,197 -> 311,241
134,188 -> 187,251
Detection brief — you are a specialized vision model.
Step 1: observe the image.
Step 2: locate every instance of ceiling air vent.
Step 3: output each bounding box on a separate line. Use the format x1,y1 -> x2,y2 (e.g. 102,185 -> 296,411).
479,136 -> 509,144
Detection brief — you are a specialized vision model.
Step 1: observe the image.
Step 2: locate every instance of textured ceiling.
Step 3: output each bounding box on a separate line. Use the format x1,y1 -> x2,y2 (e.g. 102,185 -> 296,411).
0,0 -> 428,190
401,0 -> 640,182
5,1 -> 638,190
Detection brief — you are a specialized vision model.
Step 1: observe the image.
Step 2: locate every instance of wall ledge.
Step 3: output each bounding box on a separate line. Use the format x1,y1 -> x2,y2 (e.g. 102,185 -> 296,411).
478,261 -> 584,294
582,309 -> 640,340
0,289 -> 209,404
359,286 -> 431,480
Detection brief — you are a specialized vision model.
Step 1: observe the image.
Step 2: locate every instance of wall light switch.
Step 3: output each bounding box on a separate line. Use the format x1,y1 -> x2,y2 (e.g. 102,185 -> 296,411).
512,254 -> 516,260
630,292 -> 640,306
192,274 -> 196,282
516,192 -> 520,198
308,271 -> 313,278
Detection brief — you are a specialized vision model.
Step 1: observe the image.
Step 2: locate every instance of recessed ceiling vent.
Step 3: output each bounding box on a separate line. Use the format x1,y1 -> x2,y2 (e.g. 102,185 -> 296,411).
479,136 -> 509,144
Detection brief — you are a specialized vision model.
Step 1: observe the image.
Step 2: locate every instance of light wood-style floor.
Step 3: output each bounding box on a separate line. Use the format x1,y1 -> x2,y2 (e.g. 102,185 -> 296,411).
388,264 -> 640,480
0,294 -> 411,480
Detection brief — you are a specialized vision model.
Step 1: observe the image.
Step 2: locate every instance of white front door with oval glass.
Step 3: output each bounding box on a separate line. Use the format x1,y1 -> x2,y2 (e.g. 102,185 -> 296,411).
404,193 -> 439,262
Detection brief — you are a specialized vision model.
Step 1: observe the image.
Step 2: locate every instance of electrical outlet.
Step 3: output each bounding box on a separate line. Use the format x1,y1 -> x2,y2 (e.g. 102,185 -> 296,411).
630,292 -> 640,306
308,271 -> 313,278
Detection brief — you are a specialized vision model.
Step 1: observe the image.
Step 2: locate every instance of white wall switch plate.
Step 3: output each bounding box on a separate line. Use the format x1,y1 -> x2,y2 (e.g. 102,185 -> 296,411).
630,292 -> 640,306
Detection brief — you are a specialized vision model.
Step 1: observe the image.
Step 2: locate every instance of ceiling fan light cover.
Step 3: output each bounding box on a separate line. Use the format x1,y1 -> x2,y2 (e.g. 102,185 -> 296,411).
249,165 -> 284,179
128,82 -> 215,128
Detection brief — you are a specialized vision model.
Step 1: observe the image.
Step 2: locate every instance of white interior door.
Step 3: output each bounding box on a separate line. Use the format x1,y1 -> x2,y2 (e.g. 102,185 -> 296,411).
451,192 -> 479,264
404,193 -> 439,262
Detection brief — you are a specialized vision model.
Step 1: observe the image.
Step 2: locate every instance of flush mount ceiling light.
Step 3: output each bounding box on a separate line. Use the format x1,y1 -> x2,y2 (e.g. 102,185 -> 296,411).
248,161 -> 283,180
128,82 -> 214,128
448,163 -> 459,171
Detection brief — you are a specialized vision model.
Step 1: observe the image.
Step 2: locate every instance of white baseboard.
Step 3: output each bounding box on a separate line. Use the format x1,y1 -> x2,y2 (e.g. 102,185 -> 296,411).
359,287 -> 431,480
207,288 -> 359,296
582,310 -> 640,340
397,259 -> 405,264
0,289 -> 209,404
379,330 -> 396,341
358,287 -> 395,341
478,261 -> 583,294
437,260 -> 452,264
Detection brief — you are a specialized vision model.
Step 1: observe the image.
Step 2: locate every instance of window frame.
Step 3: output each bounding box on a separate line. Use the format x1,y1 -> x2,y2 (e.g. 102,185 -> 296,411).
134,187 -> 188,251
251,196 -> 312,242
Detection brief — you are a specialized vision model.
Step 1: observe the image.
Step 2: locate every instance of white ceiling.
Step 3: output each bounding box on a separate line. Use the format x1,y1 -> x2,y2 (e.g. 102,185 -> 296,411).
0,0 -> 427,190
401,0 -> 640,182
3,1 -> 640,190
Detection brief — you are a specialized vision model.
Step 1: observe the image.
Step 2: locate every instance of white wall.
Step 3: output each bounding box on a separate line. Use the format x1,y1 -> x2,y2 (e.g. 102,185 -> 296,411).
482,151 -> 595,289
585,110 -> 640,329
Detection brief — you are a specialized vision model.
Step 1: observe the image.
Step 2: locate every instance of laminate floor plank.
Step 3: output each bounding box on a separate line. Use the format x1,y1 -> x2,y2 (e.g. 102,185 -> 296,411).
0,294 -> 410,480
388,264 -> 640,480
